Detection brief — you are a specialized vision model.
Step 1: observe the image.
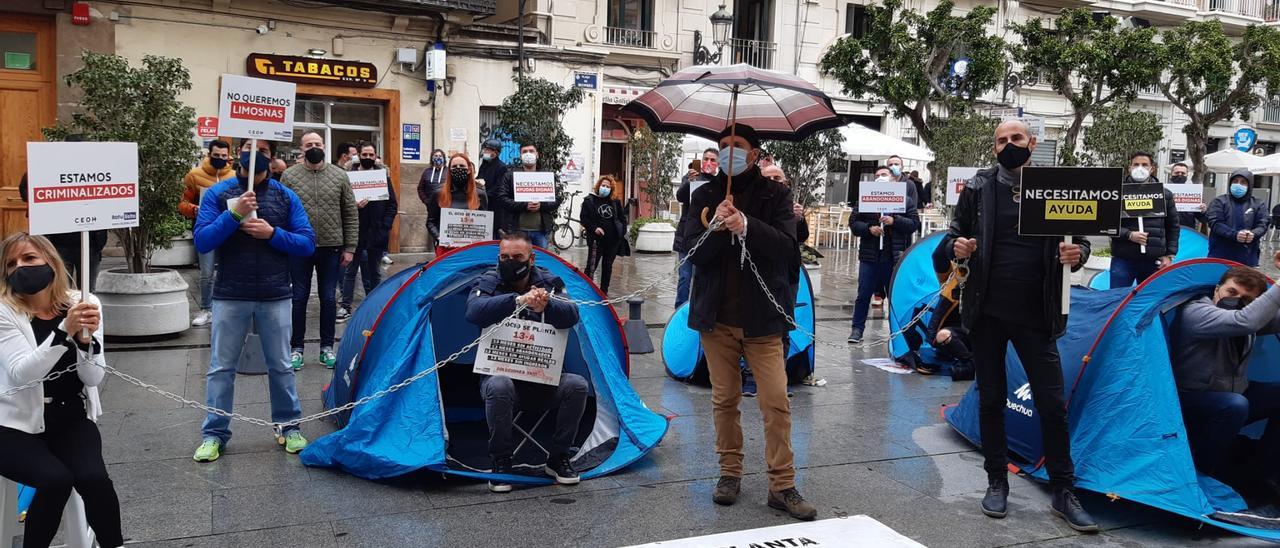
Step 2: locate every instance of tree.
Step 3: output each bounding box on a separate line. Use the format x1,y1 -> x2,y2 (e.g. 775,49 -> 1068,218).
496,76 -> 584,175
1010,9 -> 1161,166
1159,21 -> 1280,183
819,0 -> 1006,144
44,52 -> 199,274
629,126 -> 682,215
763,128 -> 846,210
926,112 -> 996,171
1079,104 -> 1163,168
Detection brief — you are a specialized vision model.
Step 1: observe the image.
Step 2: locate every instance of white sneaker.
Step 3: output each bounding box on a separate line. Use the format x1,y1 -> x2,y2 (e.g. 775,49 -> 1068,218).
381,254 -> 394,265
192,310 -> 212,327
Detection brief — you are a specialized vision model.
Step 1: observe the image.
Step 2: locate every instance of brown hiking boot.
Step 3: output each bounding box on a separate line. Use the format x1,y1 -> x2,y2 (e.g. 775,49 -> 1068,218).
712,476 -> 741,505
768,487 -> 817,521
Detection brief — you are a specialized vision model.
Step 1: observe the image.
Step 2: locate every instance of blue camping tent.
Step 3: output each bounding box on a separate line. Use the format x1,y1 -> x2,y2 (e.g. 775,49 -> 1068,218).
661,267 -> 816,384
1088,227 -> 1209,289
302,242 -> 668,485
943,259 -> 1280,541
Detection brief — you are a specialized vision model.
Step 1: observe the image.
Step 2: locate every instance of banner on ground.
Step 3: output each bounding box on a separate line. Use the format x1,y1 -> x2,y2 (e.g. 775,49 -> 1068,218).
473,318 -> 567,386
1017,167 -> 1123,236
348,169 -> 389,201
26,142 -> 140,235
945,167 -> 979,206
857,181 -> 908,214
623,516 -> 925,548
513,171 -> 556,202
439,208 -> 494,247
1121,183 -> 1167,218
1167,183 -> 1205,213
217,74 -> 296,141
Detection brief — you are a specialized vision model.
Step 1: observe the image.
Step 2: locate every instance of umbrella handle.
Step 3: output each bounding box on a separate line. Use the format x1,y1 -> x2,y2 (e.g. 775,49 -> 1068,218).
701,207 -> 713,228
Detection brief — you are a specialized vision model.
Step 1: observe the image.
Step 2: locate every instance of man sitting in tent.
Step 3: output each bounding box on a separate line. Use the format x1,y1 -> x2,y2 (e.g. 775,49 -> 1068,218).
896,253 -> 974,380
465,231 -> 590,493
1169,262 -> 1280,502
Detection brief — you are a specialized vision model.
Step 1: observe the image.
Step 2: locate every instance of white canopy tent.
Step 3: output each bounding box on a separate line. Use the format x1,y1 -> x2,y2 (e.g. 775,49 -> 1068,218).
1199,148 -> 1278,174
838,123 -> 935,162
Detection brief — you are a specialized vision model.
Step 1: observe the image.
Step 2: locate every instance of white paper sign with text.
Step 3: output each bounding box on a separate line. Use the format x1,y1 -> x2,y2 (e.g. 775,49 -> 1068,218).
26,142 -> 140,235
858,182 -> 908,214
946,167 -> 980,206
348,169 -> 389,201
217,74 -> 297,141
439,208 -> 494,247
473,318 -> 568,386
1167,183 -> 1205,213
513,172 -> 556,203
624,516 -> 925,548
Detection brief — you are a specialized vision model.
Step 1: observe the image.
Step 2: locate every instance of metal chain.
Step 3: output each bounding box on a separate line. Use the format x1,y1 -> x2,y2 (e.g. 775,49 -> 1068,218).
0,345 -> 100,399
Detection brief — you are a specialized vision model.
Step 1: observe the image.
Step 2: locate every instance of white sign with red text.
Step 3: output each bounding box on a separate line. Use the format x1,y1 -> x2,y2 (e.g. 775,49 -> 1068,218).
946,167 -> 980,206
513,171 -> 557,203
26,142 -> 139,235
1167,183 -> 1205,213
439,208 -> 494,247
858,181 -> 908,214
217,74 -> 296,141
473,318 -> 567,386
348,169 -> 390,201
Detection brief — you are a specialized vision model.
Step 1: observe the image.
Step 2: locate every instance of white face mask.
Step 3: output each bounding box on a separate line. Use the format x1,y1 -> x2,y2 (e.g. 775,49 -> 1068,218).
1130,166 -> 1150,182
521,152 -> 537,166
874,175 -> 891,183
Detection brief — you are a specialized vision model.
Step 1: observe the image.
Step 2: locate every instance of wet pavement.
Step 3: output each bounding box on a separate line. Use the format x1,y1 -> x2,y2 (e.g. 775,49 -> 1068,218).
51,240 -> 1280,547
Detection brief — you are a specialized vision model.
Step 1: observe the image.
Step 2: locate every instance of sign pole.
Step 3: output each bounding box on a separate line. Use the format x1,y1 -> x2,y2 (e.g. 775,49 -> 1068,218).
1061,235 -> 1071,315
246,138 -> 259,220
878,222 -> 884,249
79,231 -> 90,341
1137,217 -> 1146,254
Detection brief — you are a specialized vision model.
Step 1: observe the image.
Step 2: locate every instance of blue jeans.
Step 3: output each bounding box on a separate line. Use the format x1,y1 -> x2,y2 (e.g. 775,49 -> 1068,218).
290,246 -> 342,350
340,247 -> 385,309
1179,382 -> 1280,479
529,231 -> 549,250
1109,257 -> 1160,288
202,298 -> 302,444
675,251 -> 694,308
198,250 -> 215,310
852,260 -> 894,331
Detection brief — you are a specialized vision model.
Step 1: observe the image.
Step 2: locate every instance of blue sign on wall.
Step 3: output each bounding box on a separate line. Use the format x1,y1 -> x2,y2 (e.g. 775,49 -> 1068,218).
574,72 -> 598,90
402,123 -> 422,161
1234,126 -> 1257,152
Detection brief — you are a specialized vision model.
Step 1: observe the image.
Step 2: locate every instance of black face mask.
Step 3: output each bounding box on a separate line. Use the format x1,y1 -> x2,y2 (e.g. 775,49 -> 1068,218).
210,157 -> 229,170
498,258 -> 531,285
450,167 -> 470,184
304,147 -> 326,164
7,264 -> 55,296
1217,296 -> 1248,310
359,158 -> 376,170
997,143 -> 1032,170
1170,175 -> 1188,184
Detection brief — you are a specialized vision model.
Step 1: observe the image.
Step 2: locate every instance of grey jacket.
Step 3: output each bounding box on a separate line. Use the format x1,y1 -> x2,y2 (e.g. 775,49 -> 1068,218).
1169,284 -> 1280,393
280,162 -> 359,252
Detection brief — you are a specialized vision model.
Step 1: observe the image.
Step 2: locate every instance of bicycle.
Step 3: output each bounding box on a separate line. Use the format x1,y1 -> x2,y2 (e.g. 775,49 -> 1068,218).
552,190 -> 585,251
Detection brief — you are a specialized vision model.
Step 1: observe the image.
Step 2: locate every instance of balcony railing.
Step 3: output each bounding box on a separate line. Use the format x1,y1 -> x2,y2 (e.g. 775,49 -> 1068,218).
727,38 -> 777,70
1264,100 -> 1280,124
1200,0 -> 1270,18
604,26 -> 655,49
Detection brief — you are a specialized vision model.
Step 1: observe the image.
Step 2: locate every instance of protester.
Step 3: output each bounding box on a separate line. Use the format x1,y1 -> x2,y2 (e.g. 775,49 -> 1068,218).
339,142 -> 398,319
238,137 -> 275,160
912,170 -> 932,210
581,175 -> 629,294
270,158 -> 288,181
334,142 -> 356,170
464,231 -> 588,492
180,140 -> 235,327
1207,169 -> 1267,267
750,163 -> 808,397
17,172 -> 108,293
1109,152 -> 1179,287
1168,263 -> 1280,502
896,250 -> 974,379
674,148 -> 718,308
192,150 -> 314,462
428,153 -> 489,257
419,148 -> 450,246
1171,162 -> 1207,230
847,166 -> 919,344
886,155 -> 905,182
280,132 -> 358,371
494,143 -> 560,248
937,119 -> 1097,531
477,139 -> 510,238
0,232 -> 123,548
681,123 -> 816,521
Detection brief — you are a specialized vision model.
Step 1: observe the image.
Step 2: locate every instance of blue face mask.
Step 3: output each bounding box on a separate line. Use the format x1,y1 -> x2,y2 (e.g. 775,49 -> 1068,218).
889,165 -> 902,177
718,146 -> 751,177
598,186 -> 611,198
1230,183 -> 1247,199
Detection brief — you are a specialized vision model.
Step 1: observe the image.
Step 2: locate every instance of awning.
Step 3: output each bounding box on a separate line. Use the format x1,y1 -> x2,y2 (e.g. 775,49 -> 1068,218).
1199,148 -> 1279,174
839,123 -> 935,162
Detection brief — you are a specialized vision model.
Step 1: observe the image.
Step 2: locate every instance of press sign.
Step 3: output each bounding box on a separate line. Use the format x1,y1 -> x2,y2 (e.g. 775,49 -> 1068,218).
1018,167 -> 1123,236
1120,183 -> 1166,218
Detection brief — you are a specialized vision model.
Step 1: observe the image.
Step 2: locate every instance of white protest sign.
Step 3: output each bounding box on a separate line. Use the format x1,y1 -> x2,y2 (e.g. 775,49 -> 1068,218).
858,181 -> 908,214
513,171 -> 556,203
217,74 -> 296,141
473,318 -> 568,386
26,142 -> 140,235
449,127 -> 467,142
623,516 -> 925,548
946,167 -> 980,206
439,208 -> 494,247
348,169 -> 389,201
1167,182 -> 1205,213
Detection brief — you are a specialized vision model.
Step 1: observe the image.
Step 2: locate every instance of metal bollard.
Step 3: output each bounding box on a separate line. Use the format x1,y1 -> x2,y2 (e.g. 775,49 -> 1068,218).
623,296 -> 655,354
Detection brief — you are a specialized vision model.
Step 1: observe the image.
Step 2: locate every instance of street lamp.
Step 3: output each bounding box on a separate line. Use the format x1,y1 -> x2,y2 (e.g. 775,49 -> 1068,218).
693,4 -> 734,65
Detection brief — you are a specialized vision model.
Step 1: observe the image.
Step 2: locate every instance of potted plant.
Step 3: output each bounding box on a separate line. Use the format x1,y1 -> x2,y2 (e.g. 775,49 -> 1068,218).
630,126 -> 681,253
45,52 -> 200,337
628,217 -> 677,253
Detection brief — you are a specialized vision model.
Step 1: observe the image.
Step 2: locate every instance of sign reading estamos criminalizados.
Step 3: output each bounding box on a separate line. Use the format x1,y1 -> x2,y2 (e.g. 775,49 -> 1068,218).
247,53 -> 377,88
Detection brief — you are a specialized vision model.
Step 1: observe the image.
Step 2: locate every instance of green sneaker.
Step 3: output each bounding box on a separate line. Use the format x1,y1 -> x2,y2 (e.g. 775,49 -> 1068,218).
283,431 -> 308,454
290,350 -> 304,371
193,438 -> 221,462
319,348 -> 337,369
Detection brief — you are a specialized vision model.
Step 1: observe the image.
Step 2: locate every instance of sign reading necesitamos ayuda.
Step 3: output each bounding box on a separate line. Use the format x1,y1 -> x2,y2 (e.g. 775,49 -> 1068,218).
247,53 -> 377,88
1018,167 -> 1123,236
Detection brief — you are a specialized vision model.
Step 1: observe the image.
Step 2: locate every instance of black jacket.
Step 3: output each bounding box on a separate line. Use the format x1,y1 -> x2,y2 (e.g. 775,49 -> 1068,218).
850,183 -> 919,262
674,174 -> 712,253
1111,179 -> 1179,261
426,185 -> 490,241
464,266 -> 579,330
494,169 -> 561,233
581,193 -> 628,243
682,167 -> 798,337
935,166 -> 1091,338
354,171 -> 398,251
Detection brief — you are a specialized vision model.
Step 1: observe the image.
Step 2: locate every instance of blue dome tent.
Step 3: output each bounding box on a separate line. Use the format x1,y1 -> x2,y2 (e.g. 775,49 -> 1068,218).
661,267 -> 816,384
302,242 -> 668,485
943,260 -> 1280,540
1088,227 -> 1209,289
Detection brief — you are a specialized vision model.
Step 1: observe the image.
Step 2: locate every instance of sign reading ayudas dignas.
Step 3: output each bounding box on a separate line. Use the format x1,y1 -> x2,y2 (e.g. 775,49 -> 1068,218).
246,53 -> 377,88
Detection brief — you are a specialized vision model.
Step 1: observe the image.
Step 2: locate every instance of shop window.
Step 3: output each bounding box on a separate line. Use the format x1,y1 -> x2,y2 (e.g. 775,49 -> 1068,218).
283,97 -> 382,164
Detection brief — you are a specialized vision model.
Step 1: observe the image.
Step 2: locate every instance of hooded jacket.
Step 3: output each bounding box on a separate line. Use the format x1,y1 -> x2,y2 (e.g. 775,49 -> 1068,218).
1206,169 -> 1268,267
1170,284 -> 1280,394
1111,176 -> 1180,261
181,156 -> 235,220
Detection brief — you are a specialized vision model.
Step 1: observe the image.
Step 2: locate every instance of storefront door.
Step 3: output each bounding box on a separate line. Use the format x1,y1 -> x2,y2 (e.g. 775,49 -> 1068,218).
0,13 -> 54,239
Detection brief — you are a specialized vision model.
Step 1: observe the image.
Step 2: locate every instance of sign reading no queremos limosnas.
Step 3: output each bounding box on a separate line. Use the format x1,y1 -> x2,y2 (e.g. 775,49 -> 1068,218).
217,74 -> 296,141
1167,182 -> 1205,213
439,208 -> 494,247
1121,183 -> 1167,219
473,318 -> 567,386
513,171 -> 557,203
622,516 -> 925,548
348,169 -> 389,202
26,142 -> 140,235
857,181 -> 908,214
1017,167 -> 1123,236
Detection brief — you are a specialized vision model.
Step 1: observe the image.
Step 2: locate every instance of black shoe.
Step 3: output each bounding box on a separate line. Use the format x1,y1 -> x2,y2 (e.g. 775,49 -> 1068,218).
1051,488 -> 1099,533
981,477 -> 1009,518
950,358 -> 976,381
488,457 -> 513,493
712,476 -> 741,505
544,453 -> 580,485
847,328 -> 863,344
767,487 -> 818,521
915,362 -> 941,375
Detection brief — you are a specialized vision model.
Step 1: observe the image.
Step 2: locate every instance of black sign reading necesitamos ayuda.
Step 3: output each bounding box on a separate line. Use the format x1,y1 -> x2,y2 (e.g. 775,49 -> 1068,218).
1018,167 -> 1123,236
1120,183 -> 1167,219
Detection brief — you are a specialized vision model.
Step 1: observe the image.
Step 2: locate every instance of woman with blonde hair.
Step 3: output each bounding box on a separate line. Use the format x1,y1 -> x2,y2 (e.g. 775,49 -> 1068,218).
428,152 -> 490,257
581,175 -> 629,294
0,232 -> 122,548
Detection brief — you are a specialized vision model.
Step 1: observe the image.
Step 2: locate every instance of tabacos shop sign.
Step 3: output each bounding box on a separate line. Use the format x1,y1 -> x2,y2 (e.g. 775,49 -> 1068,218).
246,53 -> 377,88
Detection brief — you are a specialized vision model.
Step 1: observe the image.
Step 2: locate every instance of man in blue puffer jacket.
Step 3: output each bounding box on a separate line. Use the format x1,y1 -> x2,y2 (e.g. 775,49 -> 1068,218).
191,149 -> 317,463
